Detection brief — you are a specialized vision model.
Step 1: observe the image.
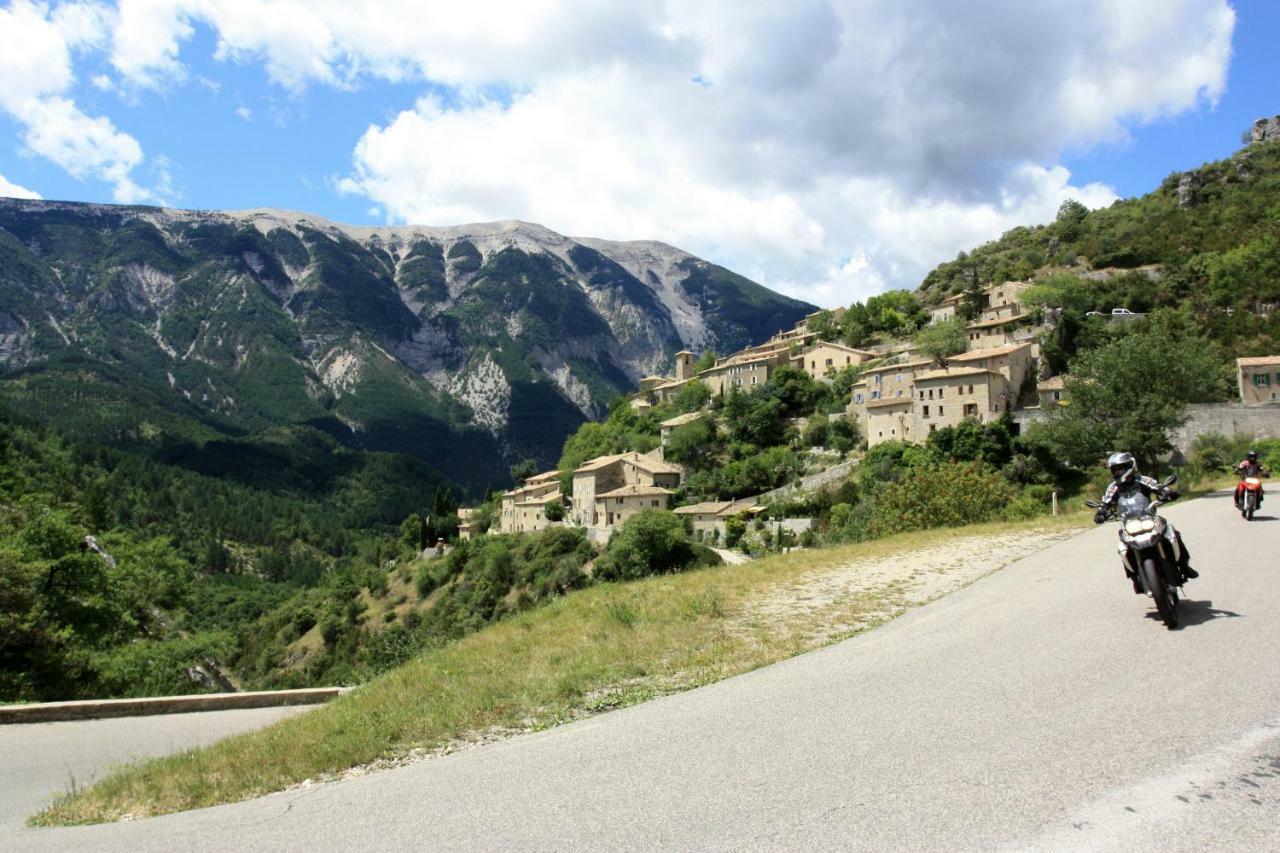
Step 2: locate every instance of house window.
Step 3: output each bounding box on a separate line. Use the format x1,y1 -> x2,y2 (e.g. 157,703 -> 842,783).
968,384 -> 974,394
1052,391 -> 1062,401
927,389 -> 933,399
896,373 -> 903,382
855,393 -> 864,403
895,390 -> 902,397
938,388 -> 944,398
825,358 -> 833,367
929,424 -> 937,432
811,360 -> 816,369
617,497 -> 624,504
871,390 -> 880,399
923,405 -> 930,417
964,403 -> 977,416
651,500 -> 659,507
1256,372 -> 1271,387
938,406 -> 944,415
751,376 -> 758,385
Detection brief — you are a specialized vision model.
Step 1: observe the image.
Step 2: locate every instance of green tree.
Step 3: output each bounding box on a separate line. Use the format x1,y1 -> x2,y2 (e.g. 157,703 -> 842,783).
1055,198 -> 1089,242
1040,327 -> 1228,470
594,510 -> 702,581
915,318 -> 967,367
508,459 -> 538,484
543,500 -> 565,522
807,310 -> 840,342
673,379 -> 711,413
665,418 -> 718,470
693,350 -> 718,373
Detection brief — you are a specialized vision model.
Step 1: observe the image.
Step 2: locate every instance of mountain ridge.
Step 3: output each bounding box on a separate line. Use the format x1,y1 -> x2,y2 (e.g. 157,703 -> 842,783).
0,197 -> 816,493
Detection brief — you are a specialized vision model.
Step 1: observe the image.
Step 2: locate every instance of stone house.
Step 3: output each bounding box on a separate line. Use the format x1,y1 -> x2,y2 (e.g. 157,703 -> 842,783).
949,342 -> 1035,402
571,451 -> 682,528
911,367 -> 1012,436
981,281 -> 1032,320
594,484 -> 675,529
965,314 -> 1033,349
865,398 -> 916,444
674,500 -> 764,542
1237,356 -> 1280,404
929,293 -> 964,324
499,470 -> 565,534
792,341 -> 877,382
697,347 -> 792,396
1036,375 -> 1066,409
849,358 -> 931,444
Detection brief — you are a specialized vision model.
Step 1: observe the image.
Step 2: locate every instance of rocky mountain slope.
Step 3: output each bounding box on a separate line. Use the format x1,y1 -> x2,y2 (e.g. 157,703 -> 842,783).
0,199 -> 814,492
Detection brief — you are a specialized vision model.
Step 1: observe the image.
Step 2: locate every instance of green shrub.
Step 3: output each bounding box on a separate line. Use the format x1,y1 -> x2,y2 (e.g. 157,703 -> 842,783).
866,462 -> 1017,538
595,510 -> 704,581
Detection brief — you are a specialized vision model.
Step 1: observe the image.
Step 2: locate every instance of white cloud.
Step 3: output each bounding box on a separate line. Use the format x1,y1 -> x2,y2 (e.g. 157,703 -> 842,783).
7,1 -> 1240,300
0,173 -> 42,200
0,1 -> 158,204
234,105 -> 252,121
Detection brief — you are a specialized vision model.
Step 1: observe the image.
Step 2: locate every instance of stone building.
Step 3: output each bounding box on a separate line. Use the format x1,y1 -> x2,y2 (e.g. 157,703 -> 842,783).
499,470 -> 565,534
791,341 -> 877,382
571,452 -> 681,528
1237,356 -> 1280,404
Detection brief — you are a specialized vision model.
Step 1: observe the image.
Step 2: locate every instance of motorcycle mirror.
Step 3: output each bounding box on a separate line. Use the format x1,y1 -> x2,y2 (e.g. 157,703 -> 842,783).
1162,473 -> 1179,487
1086,500 -> 1101,508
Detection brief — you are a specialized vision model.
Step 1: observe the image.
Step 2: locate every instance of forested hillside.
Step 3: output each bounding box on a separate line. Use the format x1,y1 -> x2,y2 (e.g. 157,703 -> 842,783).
0,203 -> 814,493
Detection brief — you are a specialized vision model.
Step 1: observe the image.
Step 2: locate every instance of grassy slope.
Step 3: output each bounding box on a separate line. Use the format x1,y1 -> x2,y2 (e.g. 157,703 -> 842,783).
34,511 -> 1093,825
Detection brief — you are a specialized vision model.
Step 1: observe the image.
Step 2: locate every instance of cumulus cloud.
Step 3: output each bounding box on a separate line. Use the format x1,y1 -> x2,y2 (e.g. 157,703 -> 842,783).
8,0 -> 1240,301
0,173 -> 42,200
0,0 -> 158,203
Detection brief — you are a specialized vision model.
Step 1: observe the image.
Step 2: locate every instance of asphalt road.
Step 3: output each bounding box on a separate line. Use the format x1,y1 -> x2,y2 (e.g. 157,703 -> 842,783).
0,706 -> 311,832
6,490 -> 1279,851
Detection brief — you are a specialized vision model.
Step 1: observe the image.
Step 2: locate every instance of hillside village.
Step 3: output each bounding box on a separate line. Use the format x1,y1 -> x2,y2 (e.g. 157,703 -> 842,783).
482,280 -> 1068,544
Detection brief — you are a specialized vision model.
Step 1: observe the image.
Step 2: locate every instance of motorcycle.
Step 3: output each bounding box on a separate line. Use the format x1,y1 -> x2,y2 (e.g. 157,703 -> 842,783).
1088,473 -> 1182,630
1237,475 -> 1264,521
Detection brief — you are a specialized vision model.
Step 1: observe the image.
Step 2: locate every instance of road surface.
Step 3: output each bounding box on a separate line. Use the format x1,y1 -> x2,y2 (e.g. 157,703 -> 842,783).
5,490 -> 1278,850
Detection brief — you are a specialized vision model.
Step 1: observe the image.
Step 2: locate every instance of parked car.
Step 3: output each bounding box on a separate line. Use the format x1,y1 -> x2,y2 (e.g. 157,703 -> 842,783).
1085,310 -> 1103,317
1111,308 -> 1135,315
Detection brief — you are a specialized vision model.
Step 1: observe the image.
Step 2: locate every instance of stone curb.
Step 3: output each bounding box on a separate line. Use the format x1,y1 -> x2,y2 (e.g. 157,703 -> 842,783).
0,687 -> 349,724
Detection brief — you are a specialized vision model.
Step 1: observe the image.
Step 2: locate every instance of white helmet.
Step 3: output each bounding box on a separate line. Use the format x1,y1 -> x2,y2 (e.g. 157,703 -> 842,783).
1107,451 -> 1136,484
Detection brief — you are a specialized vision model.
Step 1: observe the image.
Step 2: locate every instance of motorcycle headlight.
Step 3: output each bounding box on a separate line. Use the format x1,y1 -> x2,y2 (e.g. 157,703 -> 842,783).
1141,518 -> 1155,532
1246,477 -> 1261,486
1124,519 -> 1145,535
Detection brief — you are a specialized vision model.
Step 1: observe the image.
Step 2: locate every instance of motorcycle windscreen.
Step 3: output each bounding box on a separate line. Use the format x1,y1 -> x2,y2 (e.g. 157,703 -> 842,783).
1116,490 -> 1152,519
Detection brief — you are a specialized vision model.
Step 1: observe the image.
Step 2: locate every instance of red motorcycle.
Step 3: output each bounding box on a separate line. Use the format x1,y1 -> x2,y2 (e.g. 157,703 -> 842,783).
1238,474 -> 1264,521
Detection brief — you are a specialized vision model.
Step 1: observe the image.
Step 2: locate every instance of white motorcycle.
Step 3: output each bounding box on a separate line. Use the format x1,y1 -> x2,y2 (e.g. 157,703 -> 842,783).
1088,473 -> 1182,629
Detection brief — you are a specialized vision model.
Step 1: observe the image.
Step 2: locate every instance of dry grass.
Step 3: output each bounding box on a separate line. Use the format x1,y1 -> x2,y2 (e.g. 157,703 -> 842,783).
33,512 -> 1094,826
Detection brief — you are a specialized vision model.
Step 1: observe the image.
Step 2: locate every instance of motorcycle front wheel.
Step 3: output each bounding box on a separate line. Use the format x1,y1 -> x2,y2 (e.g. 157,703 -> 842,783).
1142,557 -> 1179,629
1245,491 -> 1256,521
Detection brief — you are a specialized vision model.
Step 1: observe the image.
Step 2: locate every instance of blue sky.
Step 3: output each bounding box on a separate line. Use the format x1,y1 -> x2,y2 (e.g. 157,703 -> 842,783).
0,1 -> 1270,306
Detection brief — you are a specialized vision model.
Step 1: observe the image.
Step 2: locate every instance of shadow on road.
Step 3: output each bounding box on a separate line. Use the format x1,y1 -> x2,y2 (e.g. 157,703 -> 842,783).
1245,515 -> 1277,522
1143,599 -> 1242,629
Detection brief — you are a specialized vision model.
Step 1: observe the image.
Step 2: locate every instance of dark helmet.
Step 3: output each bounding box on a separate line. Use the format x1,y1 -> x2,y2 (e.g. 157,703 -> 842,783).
1246,449 -> 1259,463
1107,451 -> 1137,485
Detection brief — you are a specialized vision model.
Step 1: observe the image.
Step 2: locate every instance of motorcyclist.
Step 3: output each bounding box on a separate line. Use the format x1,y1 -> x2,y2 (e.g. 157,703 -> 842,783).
1094,451 -> 1198,592
1233,449 -> 1270,509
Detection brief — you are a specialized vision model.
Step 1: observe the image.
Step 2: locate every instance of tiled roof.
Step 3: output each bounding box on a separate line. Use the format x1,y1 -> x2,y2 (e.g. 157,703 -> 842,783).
861,359 -> 932,376
623,452 -> 682,475
1037,375 -> 1066,390
674,501 -> 734,515
865,397 -> 914,409
951,342 -> 1033,361
596,484 -> 676,498
915,367 -> 998,381
574,453 -> 628,473
660,412 -> 704,429
965,313 -> 1031,330
1237,356 -> 1280,366
524,469 -> 562,484
516,492 -> 564,506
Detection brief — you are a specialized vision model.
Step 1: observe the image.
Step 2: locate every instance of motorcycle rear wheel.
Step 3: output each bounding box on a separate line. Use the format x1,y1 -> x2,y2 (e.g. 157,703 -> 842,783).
1142,557 -> 1178,629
